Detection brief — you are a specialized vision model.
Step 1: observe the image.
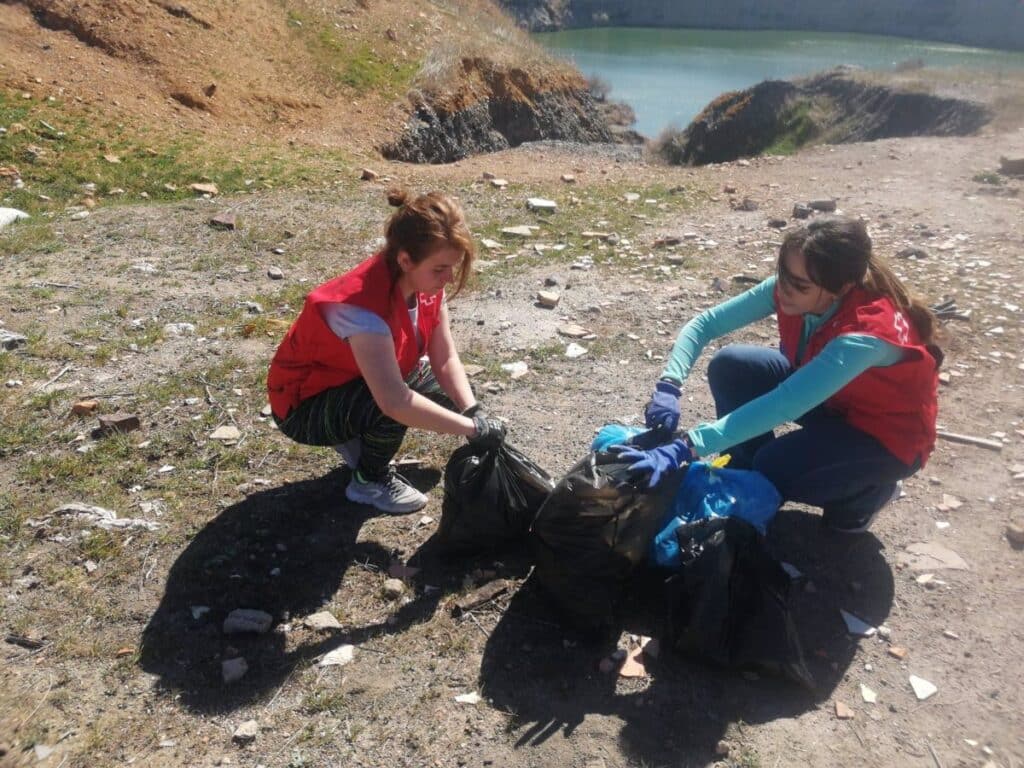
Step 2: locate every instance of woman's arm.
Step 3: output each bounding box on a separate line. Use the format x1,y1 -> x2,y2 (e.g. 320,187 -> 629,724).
661,276 -> 777,385
348,332 -> 476,437
687,335 -> 904,456
426,302 -> 475,413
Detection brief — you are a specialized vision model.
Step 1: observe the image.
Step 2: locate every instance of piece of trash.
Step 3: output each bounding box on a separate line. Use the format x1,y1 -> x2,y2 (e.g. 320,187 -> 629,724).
455,692 -> 481,705
860,684 -> 878,703
51,502 -> 160,532
935,521 -> 950,530
840,609 -> 876,637
320,645 -> 354,667
942,630 -> 960,640
500,361 -> 529,379
909,674 -> 937,700
780,561 -> 803,579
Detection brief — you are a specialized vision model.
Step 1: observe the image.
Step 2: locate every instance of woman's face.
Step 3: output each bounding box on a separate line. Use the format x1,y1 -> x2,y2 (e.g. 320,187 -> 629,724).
398,245 -> 463,295
777,247 -> 839,316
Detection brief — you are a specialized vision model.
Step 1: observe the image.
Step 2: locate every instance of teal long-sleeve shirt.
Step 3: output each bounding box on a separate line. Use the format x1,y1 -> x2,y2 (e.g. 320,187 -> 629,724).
660,276 -> 904,457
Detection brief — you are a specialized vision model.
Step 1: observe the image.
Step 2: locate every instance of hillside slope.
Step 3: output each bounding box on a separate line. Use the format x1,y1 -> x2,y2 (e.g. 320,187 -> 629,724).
0,0 -> 605,160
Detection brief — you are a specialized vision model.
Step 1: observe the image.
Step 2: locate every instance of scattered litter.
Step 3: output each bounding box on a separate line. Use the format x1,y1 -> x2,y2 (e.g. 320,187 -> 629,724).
943,630 -> 960,640
860,684 -> 878,703
935,521 -> 950,530
51,502 -> 160,532
455,692 -> 482,705
840,609 -> 876,637
780,561 -> 803,579
320,645 -> 354,667
500,361 -> 529,379
909,674 -> 937,701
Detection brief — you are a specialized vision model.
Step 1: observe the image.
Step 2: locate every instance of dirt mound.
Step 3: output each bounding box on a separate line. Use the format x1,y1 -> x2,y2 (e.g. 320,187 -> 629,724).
659,68 -> 993,165
0,0 -> 597,158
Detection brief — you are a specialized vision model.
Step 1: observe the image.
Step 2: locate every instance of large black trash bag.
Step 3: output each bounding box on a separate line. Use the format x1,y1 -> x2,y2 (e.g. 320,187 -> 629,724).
664,515 -> 815,689
436,442 -> 555,554
531,451 -> 687,631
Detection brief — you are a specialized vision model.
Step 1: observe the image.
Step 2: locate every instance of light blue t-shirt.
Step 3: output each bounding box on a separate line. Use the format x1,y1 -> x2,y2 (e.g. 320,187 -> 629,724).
320,299 -> 424,352
659,276 -> 905,457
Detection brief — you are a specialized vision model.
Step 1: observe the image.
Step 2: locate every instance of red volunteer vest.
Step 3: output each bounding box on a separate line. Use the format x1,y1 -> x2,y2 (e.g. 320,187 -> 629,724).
776,286 -> 939,467
267,253 -> 443,419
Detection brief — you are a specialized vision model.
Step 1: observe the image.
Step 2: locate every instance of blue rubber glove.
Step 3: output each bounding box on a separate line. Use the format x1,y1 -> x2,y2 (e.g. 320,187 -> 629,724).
610,437 -> 692,489
644,379 -> 682,433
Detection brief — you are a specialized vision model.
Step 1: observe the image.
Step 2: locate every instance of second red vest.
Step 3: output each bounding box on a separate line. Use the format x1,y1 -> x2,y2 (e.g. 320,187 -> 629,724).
267,253 -> 443,419
776,286 -> 939,466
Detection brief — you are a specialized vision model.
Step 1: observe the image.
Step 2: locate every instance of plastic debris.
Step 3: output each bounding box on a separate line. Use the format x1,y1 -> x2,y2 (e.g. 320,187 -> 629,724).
909,675 -> 937,700
840,609 -> 877,637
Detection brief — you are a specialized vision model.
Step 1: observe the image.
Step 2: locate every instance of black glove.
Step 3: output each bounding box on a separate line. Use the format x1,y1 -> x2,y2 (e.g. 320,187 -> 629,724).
463,404 -> 506,449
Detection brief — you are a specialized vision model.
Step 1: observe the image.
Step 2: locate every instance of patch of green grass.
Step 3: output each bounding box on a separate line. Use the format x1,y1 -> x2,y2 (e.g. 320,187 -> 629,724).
764,101 -> 819,156
79,529 -> 122,562
0,219 -> 61,258
0,93 -> 351,214
973,170 -> 1004,185
287,12 -> 419,96
303,687 -> 349,715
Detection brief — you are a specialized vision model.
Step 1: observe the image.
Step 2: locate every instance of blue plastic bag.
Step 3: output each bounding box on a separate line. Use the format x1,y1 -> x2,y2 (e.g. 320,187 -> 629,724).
651,462 -> 781,568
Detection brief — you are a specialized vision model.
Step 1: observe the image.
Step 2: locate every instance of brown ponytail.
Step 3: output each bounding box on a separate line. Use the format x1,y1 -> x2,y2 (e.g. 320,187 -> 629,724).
862,256 -> 936,346
382,187 -> 475,297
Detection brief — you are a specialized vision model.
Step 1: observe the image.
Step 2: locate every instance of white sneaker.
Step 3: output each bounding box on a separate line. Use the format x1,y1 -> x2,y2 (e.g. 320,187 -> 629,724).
345,471 -> 428,514
333,438 -> 362,468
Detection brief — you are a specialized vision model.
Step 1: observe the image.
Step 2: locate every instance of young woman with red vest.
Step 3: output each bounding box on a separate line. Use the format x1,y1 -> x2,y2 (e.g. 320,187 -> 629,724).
267,189 -> 506,514
615,217 -> 941,533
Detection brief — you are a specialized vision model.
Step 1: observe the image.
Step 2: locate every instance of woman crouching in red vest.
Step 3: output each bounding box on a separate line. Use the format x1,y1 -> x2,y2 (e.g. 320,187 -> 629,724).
618,216 -> 942,533
267,189 -> 505,514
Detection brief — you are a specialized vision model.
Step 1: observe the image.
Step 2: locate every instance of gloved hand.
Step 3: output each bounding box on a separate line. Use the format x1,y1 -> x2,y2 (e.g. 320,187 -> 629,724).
644,379 -> 682,433
463,404 -> 506,449
610,437 -> 692,488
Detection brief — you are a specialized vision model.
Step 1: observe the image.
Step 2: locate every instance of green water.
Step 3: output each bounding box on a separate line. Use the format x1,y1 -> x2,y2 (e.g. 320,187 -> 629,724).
537,28 -> 1024,137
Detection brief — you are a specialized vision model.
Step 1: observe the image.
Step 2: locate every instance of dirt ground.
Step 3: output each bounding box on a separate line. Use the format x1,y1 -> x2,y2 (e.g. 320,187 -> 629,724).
2,120 -> 1024,768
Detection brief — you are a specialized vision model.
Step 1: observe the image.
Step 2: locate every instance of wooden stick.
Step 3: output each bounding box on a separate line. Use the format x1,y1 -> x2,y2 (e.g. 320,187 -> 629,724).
928,743 -> 945,768
37,364 -> 72,391
936,429 -> 1003,452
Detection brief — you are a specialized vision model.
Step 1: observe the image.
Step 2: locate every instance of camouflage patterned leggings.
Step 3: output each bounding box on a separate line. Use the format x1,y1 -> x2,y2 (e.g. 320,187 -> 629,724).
274,359 -> 454,479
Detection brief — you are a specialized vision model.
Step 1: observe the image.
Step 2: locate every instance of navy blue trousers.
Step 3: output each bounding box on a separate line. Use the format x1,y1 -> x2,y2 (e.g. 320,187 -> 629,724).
706,344 -> 917,528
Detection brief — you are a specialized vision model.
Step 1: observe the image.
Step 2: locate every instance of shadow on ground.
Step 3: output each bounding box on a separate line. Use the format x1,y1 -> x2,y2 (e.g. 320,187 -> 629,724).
477,506 -> 895,766
139,465 -> 454,713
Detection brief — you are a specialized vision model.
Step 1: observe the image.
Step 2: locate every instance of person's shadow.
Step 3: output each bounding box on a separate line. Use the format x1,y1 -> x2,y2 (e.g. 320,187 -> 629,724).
477,506 -> 895,765
138,465 -> 448,713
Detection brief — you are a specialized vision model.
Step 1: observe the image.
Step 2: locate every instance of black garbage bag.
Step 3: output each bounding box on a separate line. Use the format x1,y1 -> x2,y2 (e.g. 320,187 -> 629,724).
436,442 -> 555,555
531,451 -> 687,631
664,515 -> 815,689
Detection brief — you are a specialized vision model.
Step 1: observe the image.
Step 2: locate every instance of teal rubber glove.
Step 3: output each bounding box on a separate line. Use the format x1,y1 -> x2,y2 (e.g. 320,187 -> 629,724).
610,437 -> 692,488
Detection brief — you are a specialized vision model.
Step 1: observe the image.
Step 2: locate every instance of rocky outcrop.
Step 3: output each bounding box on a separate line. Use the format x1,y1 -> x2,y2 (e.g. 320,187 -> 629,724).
381,59 -> 612,164
499,0 -> 1024,52
660,69 -> 992,166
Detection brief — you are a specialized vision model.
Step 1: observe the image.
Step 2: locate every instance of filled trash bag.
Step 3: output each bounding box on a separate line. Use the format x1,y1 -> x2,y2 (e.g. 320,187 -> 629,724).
531,451 -> 688,630
437,442 -> 555,554
664,515 -> 814,689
